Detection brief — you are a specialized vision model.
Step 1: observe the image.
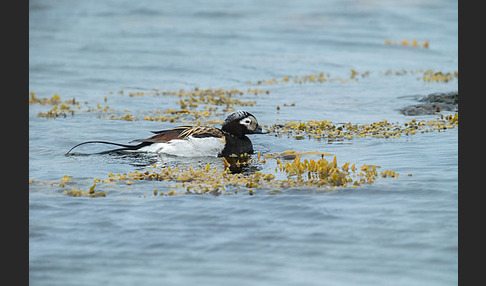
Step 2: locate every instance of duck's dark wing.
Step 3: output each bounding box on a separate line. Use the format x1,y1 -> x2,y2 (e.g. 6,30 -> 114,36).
130,126 -> 224,143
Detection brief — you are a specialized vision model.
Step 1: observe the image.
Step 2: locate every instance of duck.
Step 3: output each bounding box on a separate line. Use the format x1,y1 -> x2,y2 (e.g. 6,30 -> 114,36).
66,110 -> 267,157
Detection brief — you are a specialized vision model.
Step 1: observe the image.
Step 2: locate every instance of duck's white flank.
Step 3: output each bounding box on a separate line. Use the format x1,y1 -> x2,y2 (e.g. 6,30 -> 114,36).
138,136 -> 225,157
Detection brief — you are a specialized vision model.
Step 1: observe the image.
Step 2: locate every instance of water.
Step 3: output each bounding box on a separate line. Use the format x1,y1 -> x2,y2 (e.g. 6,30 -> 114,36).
29,0 -> 458,285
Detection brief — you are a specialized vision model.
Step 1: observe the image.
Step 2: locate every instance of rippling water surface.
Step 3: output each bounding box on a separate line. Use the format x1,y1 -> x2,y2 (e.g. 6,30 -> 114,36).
29,1 -> 458,285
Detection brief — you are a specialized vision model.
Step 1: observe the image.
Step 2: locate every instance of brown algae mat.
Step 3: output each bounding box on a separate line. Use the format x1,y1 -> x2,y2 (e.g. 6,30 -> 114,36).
29,70 -> 458,197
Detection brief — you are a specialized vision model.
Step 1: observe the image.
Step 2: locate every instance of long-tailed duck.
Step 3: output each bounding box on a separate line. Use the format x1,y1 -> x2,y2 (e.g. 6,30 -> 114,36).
66,110 -> 266,157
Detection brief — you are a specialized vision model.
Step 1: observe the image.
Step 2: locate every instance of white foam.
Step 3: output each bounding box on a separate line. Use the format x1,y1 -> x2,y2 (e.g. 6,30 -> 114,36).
138,137 -> 225,157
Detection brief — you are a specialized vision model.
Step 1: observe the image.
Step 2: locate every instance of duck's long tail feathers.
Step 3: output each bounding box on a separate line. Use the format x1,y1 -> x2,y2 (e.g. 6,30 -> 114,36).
65,140 -> 151,155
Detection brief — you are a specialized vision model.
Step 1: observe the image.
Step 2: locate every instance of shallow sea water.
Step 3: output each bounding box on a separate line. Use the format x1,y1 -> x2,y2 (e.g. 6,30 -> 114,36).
29,0 -> 458,285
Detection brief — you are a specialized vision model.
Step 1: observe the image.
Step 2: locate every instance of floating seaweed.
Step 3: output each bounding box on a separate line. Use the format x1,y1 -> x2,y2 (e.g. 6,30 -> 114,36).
106,113 -> 138,121
63,183 -> 106,198
55,150 -> 400,197
31,93 -> 78,118
30,69 -> 457,198
422,70 -> 458,83
37,103 -> 75,119
266,114 -> 458,142
248,72 -> 338,85
101,88 -> 260,124
384,39 -> 429,48
246,66 -> 456,87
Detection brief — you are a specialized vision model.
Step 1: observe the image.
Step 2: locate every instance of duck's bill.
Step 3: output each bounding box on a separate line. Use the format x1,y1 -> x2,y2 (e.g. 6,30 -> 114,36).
250,125 -> 268,134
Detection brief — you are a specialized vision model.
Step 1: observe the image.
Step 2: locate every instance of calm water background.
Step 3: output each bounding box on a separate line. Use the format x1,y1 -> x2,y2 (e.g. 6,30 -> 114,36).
29,0 -> 458,285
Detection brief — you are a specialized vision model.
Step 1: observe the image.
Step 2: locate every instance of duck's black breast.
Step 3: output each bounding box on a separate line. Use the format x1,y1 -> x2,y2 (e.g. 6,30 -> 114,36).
218,134 -> 254,157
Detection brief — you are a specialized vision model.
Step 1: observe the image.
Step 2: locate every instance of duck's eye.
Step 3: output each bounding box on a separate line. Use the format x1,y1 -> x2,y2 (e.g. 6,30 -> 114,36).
244,119 -> 251,124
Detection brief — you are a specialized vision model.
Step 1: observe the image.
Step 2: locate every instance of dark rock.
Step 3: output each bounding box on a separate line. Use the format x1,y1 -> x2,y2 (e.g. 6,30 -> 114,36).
419,91 -> 458,105
399,91 -> 458,116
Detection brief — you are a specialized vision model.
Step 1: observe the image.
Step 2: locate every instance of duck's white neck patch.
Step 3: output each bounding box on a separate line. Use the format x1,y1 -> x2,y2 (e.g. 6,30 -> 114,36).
138,136 -> 225,157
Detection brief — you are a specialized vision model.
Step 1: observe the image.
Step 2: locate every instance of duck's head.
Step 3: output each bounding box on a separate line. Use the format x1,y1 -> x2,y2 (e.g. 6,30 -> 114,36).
221,110 -> 267,137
